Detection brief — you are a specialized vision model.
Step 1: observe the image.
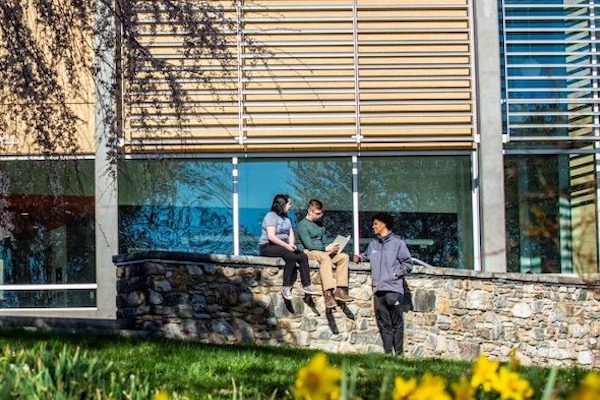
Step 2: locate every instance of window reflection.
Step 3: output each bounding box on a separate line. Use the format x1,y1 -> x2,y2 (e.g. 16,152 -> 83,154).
500,1 -> 598,139
0,160 -> 95,308
358,156 -> 474,269
238,158 -> 353,255
118,159 -> 233,254
505,154 -> 598,274
0,290 -> 95,308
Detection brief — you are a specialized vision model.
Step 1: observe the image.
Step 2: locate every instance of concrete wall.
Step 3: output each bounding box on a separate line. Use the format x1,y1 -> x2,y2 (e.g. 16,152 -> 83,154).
115,252 -> 600,367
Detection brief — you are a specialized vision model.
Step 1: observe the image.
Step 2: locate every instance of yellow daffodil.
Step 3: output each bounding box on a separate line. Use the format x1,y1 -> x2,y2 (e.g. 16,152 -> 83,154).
493,366 -> 534,400
508,348 -> 522,371
392,376 -> 417,400
570,389 -> 599,400
471,355 -> 499,392
294,352 -> 341,400
407,372 -> 452,400
581,371 -> 600,392
153,390 -> 169,400
452,376 -> 476,400
570,371 -> 600,400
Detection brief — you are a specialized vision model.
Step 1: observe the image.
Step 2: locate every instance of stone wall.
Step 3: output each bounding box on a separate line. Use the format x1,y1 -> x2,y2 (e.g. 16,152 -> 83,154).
114,252 -> 600,367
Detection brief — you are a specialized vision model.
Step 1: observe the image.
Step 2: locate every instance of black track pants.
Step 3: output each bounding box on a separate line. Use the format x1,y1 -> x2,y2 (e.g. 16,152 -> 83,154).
374,291 -> 405,354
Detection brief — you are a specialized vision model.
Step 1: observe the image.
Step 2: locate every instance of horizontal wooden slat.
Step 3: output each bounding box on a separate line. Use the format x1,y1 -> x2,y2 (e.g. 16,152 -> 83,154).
124,0 -> 476,152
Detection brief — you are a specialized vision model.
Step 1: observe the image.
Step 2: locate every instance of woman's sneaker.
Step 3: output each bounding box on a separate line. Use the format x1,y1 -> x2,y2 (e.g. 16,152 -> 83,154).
302,285 -> 320,296
281,286 -> 293,300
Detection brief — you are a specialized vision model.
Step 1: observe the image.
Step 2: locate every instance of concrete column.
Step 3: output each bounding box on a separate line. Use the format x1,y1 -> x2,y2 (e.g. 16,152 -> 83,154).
474,0 -> 507,272
94,0 -> 119,318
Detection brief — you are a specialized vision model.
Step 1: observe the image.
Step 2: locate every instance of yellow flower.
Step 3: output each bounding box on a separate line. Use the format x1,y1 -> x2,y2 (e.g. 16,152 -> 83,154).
471,355 -> 499,392
407,372 -> 452,400
570,389 -> 599,400
509,349 -> 522,371
493,366 -> 534,400
452,376 -> 476,400
153,390 -> 169,400
581,371 -> 600,392
294,353 -> 341,400
392,376 -> 417,400
571,372 -> 600,400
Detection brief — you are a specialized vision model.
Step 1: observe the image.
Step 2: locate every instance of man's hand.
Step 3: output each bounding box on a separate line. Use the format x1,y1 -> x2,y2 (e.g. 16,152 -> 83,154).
353,255 -> 361,263
325,243 -> 340,254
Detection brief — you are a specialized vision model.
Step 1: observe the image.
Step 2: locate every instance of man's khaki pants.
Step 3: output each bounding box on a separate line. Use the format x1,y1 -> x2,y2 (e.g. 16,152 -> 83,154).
304,250 -> 349,291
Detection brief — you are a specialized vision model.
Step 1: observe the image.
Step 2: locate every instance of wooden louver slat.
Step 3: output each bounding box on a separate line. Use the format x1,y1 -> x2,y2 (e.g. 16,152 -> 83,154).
124,0 -> 475,152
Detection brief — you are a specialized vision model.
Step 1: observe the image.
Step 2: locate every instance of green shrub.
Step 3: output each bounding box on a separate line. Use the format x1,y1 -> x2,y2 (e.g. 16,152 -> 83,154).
0,343 -> 155,399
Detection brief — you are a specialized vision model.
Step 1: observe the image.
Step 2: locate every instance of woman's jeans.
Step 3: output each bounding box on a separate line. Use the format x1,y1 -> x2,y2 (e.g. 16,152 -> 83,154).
259,243 -> 311,287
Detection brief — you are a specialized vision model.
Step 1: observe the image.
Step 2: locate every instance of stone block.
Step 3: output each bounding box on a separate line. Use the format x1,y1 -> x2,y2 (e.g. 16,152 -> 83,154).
234,318 -> 254,342
239,292 -> 254,304
425,333 -> 438,350
413,290 -> 436,312
547,348 -> 573,360
458,341 -> 481,360
349,287 -> 372,301
315,326 -> 333,341
568,324 -> 588,339
296,331 -> 311,347
211,319 -> 235,337
338,342 -> 359,353
301,317 -> 318,332
190,294 -> 206,311
149,278 -> 172,292
410,346 -> 425,357
466,290 -> 492,310
436,298 -> 451,315
577,351 -> 593,365
162,322 -> 185,339
349,330 -> 380,345
511,303 -> 532,318
147,289 -> 163,305
437,315 -> 451,330
491,325 -> 504,341
203,264 -> 217,274
186,265 -> 204,276
176,304 -> 194,318
126,291 -> 146,306
164,293 -> 190,307
145,263 -> 165,275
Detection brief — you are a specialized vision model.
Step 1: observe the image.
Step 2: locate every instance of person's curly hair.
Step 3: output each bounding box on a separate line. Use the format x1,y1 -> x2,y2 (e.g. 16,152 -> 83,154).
371,212 -> 394,231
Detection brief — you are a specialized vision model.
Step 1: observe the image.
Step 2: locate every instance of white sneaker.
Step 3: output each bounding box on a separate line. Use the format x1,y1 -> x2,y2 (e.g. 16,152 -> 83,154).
281,286 -> 293,300
302,285 -> 320,296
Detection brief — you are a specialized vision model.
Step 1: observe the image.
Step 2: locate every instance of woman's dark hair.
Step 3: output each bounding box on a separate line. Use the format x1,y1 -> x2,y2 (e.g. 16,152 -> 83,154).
371,212 -> 394,231
270,194 -> 291,217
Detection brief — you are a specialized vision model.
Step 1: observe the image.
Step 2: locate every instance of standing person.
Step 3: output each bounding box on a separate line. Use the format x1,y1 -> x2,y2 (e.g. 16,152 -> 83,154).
353,213 -> 413,355
259,194 -> 319,300
296,199 -> 353,309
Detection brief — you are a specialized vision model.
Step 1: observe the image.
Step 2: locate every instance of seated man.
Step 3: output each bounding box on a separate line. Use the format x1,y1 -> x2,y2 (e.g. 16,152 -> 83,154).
295,199 -> 353,309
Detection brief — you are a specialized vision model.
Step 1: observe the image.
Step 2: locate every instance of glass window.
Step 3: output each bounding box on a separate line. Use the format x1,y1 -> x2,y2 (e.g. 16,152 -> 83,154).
505,154 -> 598,274
0,290 -> 95,309
119,159 -> 233,254
499,1 -> 598,139
358,156 -> 474,269
0,160 -> 95,308
239,158 -> 353,255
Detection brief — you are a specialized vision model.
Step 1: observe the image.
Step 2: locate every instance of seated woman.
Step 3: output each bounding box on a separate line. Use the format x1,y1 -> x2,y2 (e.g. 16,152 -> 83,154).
258,194 -> 319,300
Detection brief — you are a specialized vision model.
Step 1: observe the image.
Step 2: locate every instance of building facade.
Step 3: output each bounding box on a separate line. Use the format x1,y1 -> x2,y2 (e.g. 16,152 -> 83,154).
0,0 -> 598,317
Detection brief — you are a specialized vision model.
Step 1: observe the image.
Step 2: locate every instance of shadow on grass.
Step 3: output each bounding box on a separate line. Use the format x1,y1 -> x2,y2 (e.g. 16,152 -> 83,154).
0,327 -> 591,400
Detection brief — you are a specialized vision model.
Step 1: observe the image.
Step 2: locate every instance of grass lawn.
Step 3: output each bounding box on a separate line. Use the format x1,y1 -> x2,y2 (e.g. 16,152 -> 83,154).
0,329 -> 590,399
